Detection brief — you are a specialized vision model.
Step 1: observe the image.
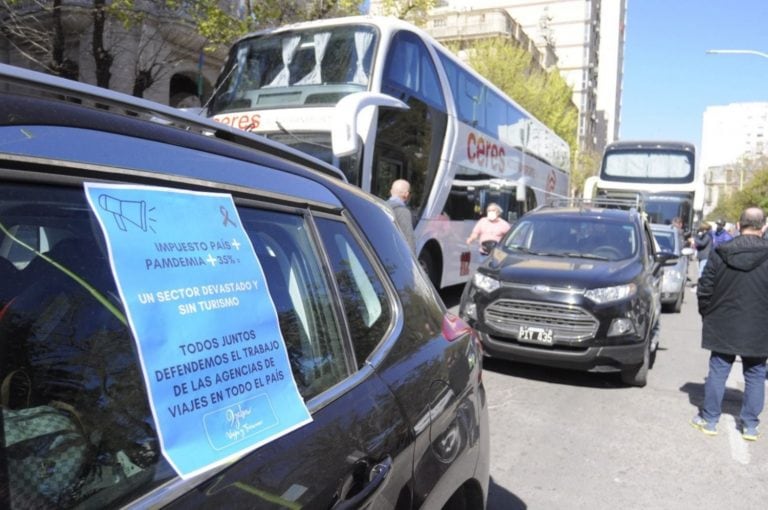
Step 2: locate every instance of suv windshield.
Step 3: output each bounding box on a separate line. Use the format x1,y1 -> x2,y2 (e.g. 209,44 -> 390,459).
502,216 -> 637,261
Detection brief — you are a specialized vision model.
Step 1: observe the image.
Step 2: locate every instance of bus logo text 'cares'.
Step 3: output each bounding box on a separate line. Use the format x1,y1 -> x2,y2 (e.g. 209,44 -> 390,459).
213,112 -> 261,131
467,132 -> 505,173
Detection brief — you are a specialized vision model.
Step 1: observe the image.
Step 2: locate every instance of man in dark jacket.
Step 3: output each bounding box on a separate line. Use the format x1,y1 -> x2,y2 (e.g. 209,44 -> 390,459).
693,207 -> 768,440
692,223 -> 712,280
387,179 -> 415,253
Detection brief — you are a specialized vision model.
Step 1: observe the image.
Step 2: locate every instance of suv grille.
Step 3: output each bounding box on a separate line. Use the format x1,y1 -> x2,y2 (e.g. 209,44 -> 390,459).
484,299 -> 598,342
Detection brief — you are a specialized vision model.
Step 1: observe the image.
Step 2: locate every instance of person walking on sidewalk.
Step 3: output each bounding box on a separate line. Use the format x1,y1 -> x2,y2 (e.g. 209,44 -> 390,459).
692,207 -> 768,441
692,222 -> 713,280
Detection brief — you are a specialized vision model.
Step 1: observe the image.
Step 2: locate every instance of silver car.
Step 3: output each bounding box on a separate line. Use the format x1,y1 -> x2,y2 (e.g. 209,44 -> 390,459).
651,224 -> 694,313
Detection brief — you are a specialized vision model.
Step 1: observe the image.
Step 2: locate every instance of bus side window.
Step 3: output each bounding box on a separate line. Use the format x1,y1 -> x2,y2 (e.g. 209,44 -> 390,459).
376,30 -> 448,221
443,187 -> 476,221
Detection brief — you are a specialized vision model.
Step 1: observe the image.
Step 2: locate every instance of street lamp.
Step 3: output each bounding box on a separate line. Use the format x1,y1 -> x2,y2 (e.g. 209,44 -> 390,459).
706,49 -> 768,60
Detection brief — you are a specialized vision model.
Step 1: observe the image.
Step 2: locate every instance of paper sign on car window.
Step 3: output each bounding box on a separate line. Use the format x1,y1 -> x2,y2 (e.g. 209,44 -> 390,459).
84,183 -> 312,479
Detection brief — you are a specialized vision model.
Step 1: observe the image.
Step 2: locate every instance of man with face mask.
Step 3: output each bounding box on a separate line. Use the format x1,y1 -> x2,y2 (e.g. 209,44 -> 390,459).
466,202 -> 511,255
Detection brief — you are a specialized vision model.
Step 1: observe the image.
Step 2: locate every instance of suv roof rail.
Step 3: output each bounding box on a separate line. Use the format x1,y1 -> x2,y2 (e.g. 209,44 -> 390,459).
0,63 -> 345,181
543,196 -> 645,212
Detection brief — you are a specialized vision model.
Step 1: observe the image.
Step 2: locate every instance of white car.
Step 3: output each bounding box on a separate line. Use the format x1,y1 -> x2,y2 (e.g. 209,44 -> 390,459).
651,224 -> 694,313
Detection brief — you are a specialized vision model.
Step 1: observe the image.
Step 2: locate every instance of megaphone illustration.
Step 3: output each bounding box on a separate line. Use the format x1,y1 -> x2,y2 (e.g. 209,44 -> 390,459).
98,194 -> 148,232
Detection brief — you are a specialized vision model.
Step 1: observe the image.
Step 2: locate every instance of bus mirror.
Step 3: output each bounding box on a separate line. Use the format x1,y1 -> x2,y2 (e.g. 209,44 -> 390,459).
516,181 -> 527,202
332,92 -> 408,157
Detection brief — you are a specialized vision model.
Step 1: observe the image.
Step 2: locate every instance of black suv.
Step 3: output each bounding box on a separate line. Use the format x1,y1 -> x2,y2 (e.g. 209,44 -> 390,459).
459,202 -> 678,387
0,65 -> 488,509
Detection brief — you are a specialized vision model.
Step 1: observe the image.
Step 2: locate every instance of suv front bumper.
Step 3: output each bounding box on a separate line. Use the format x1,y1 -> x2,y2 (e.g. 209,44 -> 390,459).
478,331 -> 647,372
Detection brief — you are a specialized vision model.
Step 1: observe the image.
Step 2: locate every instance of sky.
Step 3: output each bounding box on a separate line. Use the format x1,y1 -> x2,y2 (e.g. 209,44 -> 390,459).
620,0 -> 768,153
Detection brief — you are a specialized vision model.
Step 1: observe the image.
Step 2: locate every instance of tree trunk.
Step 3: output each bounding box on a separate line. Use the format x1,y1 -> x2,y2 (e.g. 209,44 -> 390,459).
92,0 -> 112,88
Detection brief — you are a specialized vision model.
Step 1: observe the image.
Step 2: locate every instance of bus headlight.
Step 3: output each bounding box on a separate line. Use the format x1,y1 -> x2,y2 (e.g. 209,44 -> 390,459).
473,272 -> 500,293
585,283 -> 636,304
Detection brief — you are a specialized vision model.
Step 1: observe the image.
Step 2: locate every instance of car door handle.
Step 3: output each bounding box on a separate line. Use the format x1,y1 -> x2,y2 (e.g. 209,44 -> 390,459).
331,456 -> 393,510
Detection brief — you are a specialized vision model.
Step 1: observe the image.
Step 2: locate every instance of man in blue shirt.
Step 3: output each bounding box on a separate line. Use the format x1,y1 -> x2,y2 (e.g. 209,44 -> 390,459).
712,219 -> 733,247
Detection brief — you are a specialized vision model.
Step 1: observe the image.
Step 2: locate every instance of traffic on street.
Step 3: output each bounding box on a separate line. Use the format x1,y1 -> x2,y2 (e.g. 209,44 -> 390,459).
443,276 -> 768,509
2,1 -> 768,508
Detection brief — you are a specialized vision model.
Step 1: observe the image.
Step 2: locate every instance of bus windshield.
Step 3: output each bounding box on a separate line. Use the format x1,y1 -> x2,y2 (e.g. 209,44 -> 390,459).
602,150 -> 694,183
209,25 -> 378,115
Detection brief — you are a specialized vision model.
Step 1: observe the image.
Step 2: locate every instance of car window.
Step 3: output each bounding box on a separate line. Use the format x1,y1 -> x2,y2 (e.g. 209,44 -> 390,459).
0,183 -> 352,508
652,230 -> 675,253
241,208 -> 349,399
314,217 -> 393,368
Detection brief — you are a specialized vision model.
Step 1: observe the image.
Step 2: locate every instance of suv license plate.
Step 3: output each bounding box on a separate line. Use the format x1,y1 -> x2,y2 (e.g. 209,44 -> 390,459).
518,326 -> 554,345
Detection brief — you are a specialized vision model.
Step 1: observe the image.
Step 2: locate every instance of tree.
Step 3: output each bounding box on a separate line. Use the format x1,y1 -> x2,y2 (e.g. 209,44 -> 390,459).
571,148 -> 601,198
1,0 -> 364,99
708,155 -> 768,222
0,0 -> 78,78
378,0 -> 436,24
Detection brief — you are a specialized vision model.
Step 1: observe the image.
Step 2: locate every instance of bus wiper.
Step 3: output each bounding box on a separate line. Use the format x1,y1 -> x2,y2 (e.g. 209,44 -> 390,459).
275,121 -> 332,150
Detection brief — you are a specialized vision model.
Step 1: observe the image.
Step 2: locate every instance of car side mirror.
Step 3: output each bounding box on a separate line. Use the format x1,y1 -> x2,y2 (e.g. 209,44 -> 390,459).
655,251 -> 679,266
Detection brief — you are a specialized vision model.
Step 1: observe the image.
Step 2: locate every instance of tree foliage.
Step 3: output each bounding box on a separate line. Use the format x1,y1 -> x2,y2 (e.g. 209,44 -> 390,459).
707,155 -> 768,222
378,0 -> 436,24
185,0 -> 363,46
1,0 -> 366,97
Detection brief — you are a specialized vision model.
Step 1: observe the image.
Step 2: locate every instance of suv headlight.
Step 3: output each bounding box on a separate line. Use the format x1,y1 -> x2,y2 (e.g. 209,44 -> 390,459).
473,272 -> 500,293
584,283 -> 636,304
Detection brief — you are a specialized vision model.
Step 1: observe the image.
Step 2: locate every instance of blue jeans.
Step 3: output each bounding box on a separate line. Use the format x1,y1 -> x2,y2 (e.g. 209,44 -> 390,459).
701,352 -> 767,429
698,259 -> 707,279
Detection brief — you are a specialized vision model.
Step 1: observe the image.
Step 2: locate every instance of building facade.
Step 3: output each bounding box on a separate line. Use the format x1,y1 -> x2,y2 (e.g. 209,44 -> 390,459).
700,102 -> 768,217
0,1 -> 227,107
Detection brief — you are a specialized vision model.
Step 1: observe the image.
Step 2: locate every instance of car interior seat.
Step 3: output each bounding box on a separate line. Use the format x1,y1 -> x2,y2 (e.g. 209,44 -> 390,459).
0,234 -> 158,489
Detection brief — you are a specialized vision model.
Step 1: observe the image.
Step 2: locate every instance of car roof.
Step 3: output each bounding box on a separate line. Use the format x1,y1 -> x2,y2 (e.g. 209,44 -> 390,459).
0,63 -> 345,182
0,64 -> 387,213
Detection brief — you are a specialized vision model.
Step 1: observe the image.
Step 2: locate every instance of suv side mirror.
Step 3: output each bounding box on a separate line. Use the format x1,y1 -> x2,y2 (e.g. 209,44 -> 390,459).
655,251 -> 679,266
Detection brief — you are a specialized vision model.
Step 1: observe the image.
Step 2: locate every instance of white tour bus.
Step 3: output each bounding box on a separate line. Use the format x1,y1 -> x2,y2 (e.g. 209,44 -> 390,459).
584,140 -> 703,235
207,15 -> 571,288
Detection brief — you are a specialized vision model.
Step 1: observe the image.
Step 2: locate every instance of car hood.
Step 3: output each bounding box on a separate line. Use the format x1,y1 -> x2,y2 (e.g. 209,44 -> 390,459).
482,249 -> 642,289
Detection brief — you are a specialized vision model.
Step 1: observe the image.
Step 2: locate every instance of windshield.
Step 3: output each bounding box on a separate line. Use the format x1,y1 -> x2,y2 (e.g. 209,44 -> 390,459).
503,216 -> 637,261
602,150 -> 694,183
209,25 -> 377,115
644,195 -> 692,228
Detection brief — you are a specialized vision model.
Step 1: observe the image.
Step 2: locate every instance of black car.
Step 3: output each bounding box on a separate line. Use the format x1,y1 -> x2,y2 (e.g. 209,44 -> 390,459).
0,65 -> 488,509
459,203 -> 678,387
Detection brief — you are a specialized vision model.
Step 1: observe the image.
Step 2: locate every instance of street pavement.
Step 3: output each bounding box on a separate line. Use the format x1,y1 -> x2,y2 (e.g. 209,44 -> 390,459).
441,279 -> 768,509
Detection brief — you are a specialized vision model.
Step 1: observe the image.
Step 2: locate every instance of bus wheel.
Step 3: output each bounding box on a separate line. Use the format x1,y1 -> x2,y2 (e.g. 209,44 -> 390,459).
419,249 -> 440,288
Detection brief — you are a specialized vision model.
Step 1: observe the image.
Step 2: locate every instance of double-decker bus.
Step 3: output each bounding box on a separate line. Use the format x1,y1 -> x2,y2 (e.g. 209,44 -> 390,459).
207,16 -> 571,288
584,140 -> 702,235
